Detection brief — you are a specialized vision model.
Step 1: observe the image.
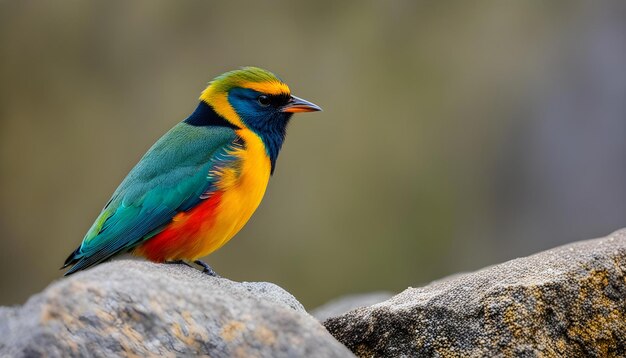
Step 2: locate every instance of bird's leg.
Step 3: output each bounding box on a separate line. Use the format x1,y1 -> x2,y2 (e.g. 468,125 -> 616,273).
165,260 -> 193,268
194,260 -> 220,277
165,259 -> 220,277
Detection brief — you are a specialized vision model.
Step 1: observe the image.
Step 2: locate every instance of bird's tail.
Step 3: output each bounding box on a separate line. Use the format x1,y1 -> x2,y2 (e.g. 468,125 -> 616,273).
60,247 -> 80,270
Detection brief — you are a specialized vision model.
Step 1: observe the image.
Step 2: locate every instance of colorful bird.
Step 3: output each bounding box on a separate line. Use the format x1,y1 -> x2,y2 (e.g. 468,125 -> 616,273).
62,67 -> 321,276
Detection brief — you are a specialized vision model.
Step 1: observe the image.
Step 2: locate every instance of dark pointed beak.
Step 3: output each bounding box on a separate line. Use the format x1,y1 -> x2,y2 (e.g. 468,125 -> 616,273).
281,95 -> 322,113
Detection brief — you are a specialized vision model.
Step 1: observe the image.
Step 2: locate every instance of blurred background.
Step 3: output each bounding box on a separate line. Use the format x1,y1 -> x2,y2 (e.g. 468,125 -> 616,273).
0,1 -> 624,309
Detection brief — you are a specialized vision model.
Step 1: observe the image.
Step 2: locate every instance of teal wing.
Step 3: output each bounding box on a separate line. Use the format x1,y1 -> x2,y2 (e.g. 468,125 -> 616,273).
63,123 -> 240,275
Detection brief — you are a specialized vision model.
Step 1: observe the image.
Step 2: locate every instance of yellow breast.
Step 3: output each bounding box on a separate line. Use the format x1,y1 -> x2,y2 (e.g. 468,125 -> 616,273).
193,128 -> 271,257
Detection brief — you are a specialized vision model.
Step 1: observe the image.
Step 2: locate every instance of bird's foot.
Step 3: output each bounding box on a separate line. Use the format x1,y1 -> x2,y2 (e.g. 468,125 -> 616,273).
194,260 -> 220,277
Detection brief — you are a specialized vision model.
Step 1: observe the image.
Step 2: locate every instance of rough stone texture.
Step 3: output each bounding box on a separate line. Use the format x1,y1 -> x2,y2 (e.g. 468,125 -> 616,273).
0,260 -> 354,358
312,292 -> 394,322
324,229 -> 626,357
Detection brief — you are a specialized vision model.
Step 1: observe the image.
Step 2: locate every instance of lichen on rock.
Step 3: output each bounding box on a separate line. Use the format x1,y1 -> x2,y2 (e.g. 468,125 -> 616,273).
0,260 -> 354,358
324,229 -> 626,357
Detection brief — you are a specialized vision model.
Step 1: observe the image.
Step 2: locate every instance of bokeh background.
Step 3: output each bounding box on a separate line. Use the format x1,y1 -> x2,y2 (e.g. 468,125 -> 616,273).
1,1 -> 624,309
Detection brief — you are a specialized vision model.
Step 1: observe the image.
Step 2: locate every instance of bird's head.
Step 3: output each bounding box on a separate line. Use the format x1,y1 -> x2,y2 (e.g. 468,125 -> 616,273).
200,66 -> 320,131
194,67 -> 321,172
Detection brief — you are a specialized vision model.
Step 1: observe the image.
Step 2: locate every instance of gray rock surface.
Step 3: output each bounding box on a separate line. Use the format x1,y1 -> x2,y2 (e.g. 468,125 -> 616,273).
312,292 -> 394,322
0,260 -> 354,358
324,229 -> 626,357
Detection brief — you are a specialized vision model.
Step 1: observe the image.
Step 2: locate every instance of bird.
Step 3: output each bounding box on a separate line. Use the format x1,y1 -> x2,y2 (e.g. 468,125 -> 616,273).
62,67 -> 321,276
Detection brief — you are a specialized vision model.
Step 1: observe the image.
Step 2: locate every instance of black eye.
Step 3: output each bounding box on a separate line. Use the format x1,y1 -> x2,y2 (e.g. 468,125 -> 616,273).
257,95 -> 270,107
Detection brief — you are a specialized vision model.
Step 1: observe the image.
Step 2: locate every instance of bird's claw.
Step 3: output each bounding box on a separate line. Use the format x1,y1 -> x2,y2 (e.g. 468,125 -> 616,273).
194,260 -> 221,277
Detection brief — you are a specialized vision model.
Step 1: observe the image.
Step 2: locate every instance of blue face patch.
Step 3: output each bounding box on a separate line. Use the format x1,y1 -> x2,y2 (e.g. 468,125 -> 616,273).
228,87 -> 293,174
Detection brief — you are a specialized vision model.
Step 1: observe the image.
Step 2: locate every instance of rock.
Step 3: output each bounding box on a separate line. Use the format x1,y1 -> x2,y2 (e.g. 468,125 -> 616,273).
324,229 -> 626,357
0,260 -> 354,358
311,292 -> 394,322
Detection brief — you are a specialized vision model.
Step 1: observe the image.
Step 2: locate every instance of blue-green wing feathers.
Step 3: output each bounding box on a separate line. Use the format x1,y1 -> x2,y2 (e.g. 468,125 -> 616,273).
64,123 -> 239,275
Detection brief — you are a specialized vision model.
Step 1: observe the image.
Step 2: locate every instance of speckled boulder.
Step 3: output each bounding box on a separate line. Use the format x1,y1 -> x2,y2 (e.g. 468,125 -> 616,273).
324,229 -> 626,357
0,260 -> 354,358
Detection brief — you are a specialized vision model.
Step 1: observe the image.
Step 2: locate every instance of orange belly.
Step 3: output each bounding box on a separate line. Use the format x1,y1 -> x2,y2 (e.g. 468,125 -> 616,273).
133,191 -> 224,262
